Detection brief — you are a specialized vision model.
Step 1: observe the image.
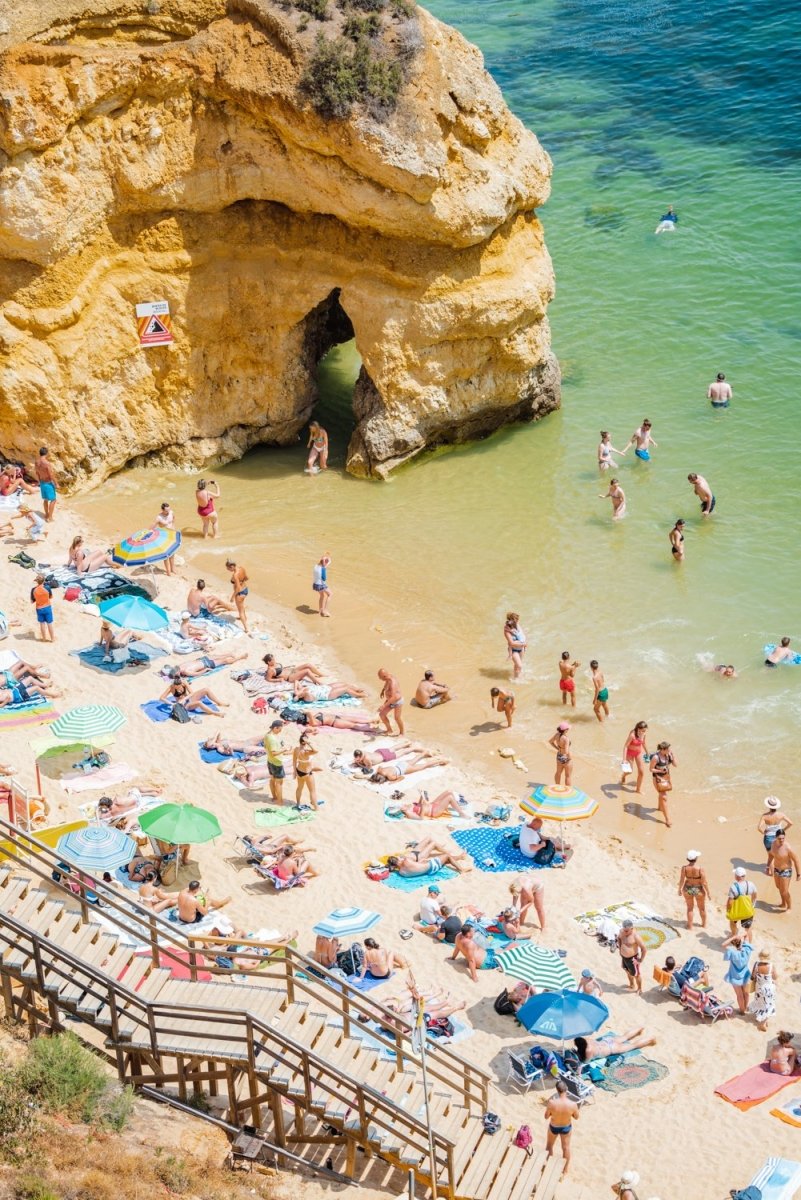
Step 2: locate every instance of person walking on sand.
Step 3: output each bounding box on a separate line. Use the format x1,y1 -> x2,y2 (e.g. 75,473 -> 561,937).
226,558 -> 249,633
313,555 -> 331,617
504,613 -> 527,678
153,502 -> 176,575
766,829 -> 800,912
490,686 -> 515,728
558,651 -> 580,707
613,1170 -> 641,1199
629,420 -> 658,461
599,477 -> 626,519
678,849 -> 710,930
293,731 -> 321,811
195,479 -> 219,538
749,949 -> 778,1033
30,574 -> 55,643
708,372 -> 732,408
378,668 -> 404,735
688,472 -> 715,516
264,719 -> 293,806
617,919 -> 646,994
549,722 -> 572,786
544,1079 -> 579,1177
621,721 -> 649,793
590,660 -> 609,722
722,932 -> 753,1014
598,430 -> 627,471
758,796 -> 792,859
34,447 -> 58,522
306,421 -> 329,473
669,519 -> 685,561
726,866 -> 757,935
649,740 -> 676,827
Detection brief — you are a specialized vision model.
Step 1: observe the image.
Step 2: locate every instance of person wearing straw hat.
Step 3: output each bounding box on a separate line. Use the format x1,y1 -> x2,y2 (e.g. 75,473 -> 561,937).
758,795 -> 792,859
678,850 -> 711,930
613,1170 -> 640,1198
749,947 -> 778,1032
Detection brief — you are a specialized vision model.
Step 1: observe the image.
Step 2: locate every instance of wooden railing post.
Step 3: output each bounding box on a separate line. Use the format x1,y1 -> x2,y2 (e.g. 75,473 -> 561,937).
285,954 -> 295,1002
148,912 -> 159,967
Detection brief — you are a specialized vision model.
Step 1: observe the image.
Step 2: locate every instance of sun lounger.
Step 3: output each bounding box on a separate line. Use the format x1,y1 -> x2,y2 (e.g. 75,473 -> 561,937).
680,983 -> 733,1022
557,1068 -> 594,1106
253,863 -> 306,891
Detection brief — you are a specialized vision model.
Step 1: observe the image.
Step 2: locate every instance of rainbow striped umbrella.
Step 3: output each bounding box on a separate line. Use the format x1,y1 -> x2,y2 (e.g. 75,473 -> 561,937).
111,526 -> 181,566
520,785 -> 599,823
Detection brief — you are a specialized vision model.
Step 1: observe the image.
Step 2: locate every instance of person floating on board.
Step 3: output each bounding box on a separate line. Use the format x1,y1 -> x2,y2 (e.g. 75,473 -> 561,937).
655,204 -> 678,233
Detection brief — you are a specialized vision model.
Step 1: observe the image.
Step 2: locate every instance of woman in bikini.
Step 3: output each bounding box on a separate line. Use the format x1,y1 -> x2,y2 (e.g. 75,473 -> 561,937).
206,732 -> 265,760
293,732 -> 320,810
669,519 -> 686,562
67,535 -> 114,573
306,422 -> 329,473
504,613 -> 527,679
574,1028 -> 656,1063
548,723 -> 572,786
650,741 -> 676,827
677,850 -> 711,929
393,790 -> 465,820
621,721 -> 649,793
160,676 -> 229,717
263,654 -> 324,684
271,844 -> 319,882
597,430 -> 627,471
386,838 -> 471,876
226,558 -> 249,634
195,479 -> 219,538
599,477 -> 626,520
352,742 -> 420,770
369,751 -> 448,784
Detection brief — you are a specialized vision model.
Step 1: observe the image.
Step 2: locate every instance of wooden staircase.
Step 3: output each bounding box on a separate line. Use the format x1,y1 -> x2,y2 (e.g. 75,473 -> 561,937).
0,821 -> 564,1199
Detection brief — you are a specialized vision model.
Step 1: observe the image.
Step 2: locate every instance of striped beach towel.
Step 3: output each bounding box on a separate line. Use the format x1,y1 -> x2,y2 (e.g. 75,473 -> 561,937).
0,698 -> 57,728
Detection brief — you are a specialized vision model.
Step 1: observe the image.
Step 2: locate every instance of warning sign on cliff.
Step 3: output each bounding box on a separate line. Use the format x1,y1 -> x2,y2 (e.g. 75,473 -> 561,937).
136,301 -> 174,346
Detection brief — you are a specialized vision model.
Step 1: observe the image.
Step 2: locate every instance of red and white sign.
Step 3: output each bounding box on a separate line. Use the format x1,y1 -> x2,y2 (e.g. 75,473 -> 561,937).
136,300 -> 174,346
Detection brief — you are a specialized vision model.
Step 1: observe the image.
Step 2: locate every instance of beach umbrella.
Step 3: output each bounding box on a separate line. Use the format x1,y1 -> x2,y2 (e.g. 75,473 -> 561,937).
516,990 -> 609,1041
98,594 -> 169,632
138,803 -> 221,845
312,907 -> 382,939
520,783 -> 599,849
498,944 -> 576,992
56,824 -> 136,873
111,526 -> 181,566
51,704 -> 126,744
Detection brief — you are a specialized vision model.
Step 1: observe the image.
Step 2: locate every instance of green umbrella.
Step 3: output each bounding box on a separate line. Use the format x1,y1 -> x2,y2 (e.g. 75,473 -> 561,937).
498,944 -> 576,991
138,803 -> 221,845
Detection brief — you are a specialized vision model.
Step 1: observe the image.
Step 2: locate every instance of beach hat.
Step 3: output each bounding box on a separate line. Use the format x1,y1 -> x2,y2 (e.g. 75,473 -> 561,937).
181,610 -> 192,620
581,968 -> 593,978
620,1173 -> 640,1188
686,849 -> 700,860
733,867 -> 747,878
557,722 -> 571,731
765,796 -> 781,810
757,947 -> 772,960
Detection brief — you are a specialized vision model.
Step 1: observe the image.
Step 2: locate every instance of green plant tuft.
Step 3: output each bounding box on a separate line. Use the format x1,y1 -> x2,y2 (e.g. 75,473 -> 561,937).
100,1084 -> 135,1132
0,1057 -> 36,1164
153,1152 -> 192,1193
20,1033 -> 107,1123
300,31 -> 404,119
13,1176 -> 60,1200
343,13 -> 381,39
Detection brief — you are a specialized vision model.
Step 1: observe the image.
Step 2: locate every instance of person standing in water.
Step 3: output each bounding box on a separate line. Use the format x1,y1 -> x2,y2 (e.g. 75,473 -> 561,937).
669,519 -> 686,561
589,660 -> 609,722
649,740 -> 676,827
629,420 -> 657,461
549,722 -> 572,787
306,422 -> 329,473
490,687 -> 515,728
195,479 -> 219,538
688,473 -> 715,516
34,447 -> 58,522
758,796 -> 792,860
654,205 -> 678,233
599,477 -> 626,520
226,558 -> 249,634
312,554 -> 331,617
153,502 -> 177,575
597,431 -> 627,471
504,613 -> 527,678
558,651 -> 580,708
707,372 -> 732,408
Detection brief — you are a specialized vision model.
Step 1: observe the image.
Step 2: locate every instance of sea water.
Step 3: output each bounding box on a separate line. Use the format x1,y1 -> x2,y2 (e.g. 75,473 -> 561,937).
75,0 -> 801,820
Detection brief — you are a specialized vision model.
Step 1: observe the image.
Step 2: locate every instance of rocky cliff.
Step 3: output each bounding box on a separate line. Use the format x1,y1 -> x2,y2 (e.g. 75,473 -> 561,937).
0,0 -> 558,486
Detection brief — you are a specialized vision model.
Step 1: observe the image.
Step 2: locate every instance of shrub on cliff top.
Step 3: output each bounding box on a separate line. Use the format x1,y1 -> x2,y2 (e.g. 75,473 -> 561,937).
300,34 -> 404,118
20,1033 -> 107,1123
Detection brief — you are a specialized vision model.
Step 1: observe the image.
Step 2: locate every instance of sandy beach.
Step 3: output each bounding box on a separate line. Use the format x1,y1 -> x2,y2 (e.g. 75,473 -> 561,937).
1,500 -> 800,1197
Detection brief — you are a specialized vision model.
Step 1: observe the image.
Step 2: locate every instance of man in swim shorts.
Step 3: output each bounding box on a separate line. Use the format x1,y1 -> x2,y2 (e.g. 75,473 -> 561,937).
450,924 -> 512,982
617,919 -> 646,993
589,660 -> 609,722
765,637 -> 794,667
629,420 -> 657,461
558,651 -> 580,707
707,372 -> 732,407
378,667 -> 405,735
766,830 -> 800,912
544,1079 -> 579,1175
264,719 -> 292,805
415,671 -> 452,708
34,447 -> 58,521
688,473 -> 715,516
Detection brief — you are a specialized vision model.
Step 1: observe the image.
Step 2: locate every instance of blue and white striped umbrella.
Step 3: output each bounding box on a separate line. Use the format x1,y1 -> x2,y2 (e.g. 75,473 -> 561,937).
56,824 -> 136,872
312,907 -> 382,939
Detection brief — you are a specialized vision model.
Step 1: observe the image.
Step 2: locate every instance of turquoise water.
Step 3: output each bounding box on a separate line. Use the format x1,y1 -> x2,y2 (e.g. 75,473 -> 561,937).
77,0 -> 801,811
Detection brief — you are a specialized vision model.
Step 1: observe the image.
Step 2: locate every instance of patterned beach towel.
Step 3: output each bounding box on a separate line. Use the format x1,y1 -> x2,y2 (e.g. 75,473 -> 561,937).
0,698 -> 57,728
450,826 -> 563,872
71,642 -> 165,673
594,1052 -> 669,1095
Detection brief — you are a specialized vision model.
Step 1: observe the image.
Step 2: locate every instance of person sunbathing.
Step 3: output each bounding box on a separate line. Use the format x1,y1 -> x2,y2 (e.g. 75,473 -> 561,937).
96,794 -> 141,832
232,760 -> 271,788
386,837 -> 471,876
314,934 -> 341,968
370,751 -> 449,783
275,704 -> 381,732
352,742 -> 422,769
768,1030 -> 798,1075
160,677 -> 229,716
136,879 -> 175,912
67,535 -> 115,573
172,649 -> 248,677
573,1028 -> 657,1063
178,612 -> 214,646
127,856 -> 160,883
205,732 -> 265,759
263,654 -> 324,684
359,937 -> 408,980
244,833 -> 314,863
208,927 -> 299,970
390,789 -> 466,820
268,844 -> 319,882
0,683 -> 44,707
2,658 -> 56,693
382,974 -> 467,1020
293,679 -> 366,703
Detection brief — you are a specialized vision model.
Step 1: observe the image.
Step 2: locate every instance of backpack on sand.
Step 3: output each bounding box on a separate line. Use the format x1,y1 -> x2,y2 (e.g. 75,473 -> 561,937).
493,988 -> 516,1017
482,1113 -> 501,1136
513,1125 -> 533,1155
336,943 -> 364,976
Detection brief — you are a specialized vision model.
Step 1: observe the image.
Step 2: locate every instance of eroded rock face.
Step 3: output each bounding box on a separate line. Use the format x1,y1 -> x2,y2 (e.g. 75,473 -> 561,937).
0,0 -> 559,486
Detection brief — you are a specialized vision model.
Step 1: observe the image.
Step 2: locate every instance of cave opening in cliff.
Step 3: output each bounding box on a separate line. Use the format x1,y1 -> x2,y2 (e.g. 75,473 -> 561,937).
305,288 -> 362,450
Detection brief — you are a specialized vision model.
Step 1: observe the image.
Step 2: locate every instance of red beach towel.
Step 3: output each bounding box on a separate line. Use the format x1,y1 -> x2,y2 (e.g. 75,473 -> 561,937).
715,1062 -> 801,1111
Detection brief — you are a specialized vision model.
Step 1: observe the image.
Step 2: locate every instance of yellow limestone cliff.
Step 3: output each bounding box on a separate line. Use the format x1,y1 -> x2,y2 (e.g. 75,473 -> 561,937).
0,0 -> 559,485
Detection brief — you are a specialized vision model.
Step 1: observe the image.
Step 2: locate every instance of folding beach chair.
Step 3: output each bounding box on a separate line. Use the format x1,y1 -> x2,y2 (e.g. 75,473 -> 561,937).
253,863 -> 305,891
505,1049 -> 545,1094
558,1068 -> 594,1106
233,835 -> 264,865
680,983 -> 734,1022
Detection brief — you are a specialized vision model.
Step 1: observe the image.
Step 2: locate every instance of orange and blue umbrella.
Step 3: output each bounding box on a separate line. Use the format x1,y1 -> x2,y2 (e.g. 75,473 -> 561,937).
112,526 -> 181,566
520,784 -> 599,823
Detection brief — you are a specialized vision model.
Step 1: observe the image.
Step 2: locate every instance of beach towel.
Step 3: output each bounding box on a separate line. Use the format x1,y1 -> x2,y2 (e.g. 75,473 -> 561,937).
253,806 -> 314,828
347,971 -> 394,993
0,697 -> 57,728
344,1013 -> 472,1060
60,762 -> 137,792
382,866 -> 458,892
574,900 -> 680,948
716,1062 -> 801,1110
450,826 -> 564,872
594,1052 -> 669,1095
383,798 -> 474,822
141,699 -> 219,723
159,663 -> 225,684
71,642 -> 165,673
747,1156 -> 801,1200
356,765 -> 447,797
770,1094 -> 801,1129
198,743 -> 247,764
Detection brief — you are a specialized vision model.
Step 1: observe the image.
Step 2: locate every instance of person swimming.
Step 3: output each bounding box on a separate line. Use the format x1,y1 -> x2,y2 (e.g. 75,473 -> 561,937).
655,205 -> 678,233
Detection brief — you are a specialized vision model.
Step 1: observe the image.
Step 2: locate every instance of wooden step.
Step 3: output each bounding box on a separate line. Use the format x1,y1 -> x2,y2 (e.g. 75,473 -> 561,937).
7,887 -> 50,925
25,898 -> 65,935
482,1143 -> 536,1200
0,877 -> 29,912
269,1000 -> 310,1040
116,954 -> 151,993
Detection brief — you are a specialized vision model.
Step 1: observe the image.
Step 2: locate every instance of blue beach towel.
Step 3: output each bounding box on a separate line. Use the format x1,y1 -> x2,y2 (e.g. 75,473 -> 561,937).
382,866 -> 458,892
141,699 -> 220,723
450,827 -> 563,872
748,1156 -> 801,1200
198,743 -> 246,764
347,971 -> 395,993
71,642 -> 165,673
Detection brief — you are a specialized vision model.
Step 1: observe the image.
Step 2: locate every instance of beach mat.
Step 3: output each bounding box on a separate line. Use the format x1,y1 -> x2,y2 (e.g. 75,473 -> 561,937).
770,1094 -> 801,1128
71,642 -> 165,673
347,971 -> 394,993
0,698 -> 57,728
450,826 -> 563,872
253,806 -> 314,828
199,743 -> 247,764
715,1062 -> 801,1110
141,699 -> 219,723
574,900 -> 680,948
383,799 -> 474,822
594,1052 -> 669,1095
382,866 -> 458,892
60,762 -> 137,792
747,1156 -> 801,1200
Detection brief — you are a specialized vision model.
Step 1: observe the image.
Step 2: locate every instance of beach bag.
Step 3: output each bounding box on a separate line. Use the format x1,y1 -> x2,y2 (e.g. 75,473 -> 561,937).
533,839 -> 556,866
170,702 -> 190,724
513,1125 -> 533,1155
493,988 -> 516,1016
215,955 -> 236,970
620,760 -> 633,775
365,865 -> 390,881
726,883 -> 755,923
481,1112 -> 501,1136
730,1190 -> 762,1200
336,943 -> 364,976
483,803 -> 511,822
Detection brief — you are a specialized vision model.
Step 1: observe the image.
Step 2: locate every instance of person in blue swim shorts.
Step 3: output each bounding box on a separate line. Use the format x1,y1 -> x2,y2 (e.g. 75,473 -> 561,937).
629,419 -> 657,461
450,923 -> 517,982
34,447 -> 58,521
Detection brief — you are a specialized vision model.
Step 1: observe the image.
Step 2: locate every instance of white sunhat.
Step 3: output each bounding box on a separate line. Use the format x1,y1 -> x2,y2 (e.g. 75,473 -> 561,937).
620,1172 -> 641,1187
686,849 -> 700,860
765,796 -> 782,810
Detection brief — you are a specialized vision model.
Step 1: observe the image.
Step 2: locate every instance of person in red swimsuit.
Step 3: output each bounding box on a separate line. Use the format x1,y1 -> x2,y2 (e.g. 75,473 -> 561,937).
558,651 -> 580,707
195,479 -> 219,538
